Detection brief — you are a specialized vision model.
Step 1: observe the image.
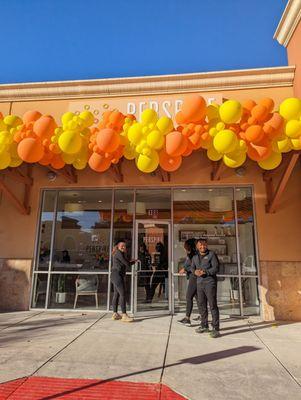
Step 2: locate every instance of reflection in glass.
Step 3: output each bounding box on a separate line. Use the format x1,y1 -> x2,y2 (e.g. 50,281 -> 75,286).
236,188 -> 258,275
36,191 -> 56,271
52,190 -> 112,272
113,190 -> 134,259
136,189 -> 171,220
48,273 -> 108,309
241,277 -> 260,315
31,274 -> 48,308
217,277 -> 241,316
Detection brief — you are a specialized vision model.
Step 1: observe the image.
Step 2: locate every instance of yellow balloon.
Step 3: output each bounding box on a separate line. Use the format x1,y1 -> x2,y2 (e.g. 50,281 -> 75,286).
79,111 -> 94,127
219,100 -> 242,124
207,147 -> 222,161
9,157 -> 23,167
272,136 -> 292,153
258,152 -> 282,170
206,104 -> 220,121
62,153 -> 77,164
61,112 -> 75,126
290,138 -> 301,150
73,159 -> 87,170
123,144 -> 136,160
0,120 -> 6,131
136,151 -> 159,173
3,115 -> 22,127
223,151 -> 246,168
9,142 -> 19,158
0,131 -> 9,153
213,129 -> 238,154
156,116 -> 173,135
239,139 -> 247,152
58,131 -> 82,154
279,98 -> 301,120
0,152 -> 11,170
141,109 -> 157,125
146,130 -> 164,150
128,123 -> 142,145
285,120 -> 301,138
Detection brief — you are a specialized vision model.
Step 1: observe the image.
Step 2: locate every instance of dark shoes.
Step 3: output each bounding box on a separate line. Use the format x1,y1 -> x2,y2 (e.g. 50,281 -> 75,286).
210,329 -> 221,338
193,316 -> 201,321
177,317 -> 191,326
195,326 -> 210,333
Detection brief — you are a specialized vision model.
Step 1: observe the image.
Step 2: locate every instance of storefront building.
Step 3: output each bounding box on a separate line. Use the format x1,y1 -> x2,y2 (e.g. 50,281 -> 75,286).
0,2 -> 301,321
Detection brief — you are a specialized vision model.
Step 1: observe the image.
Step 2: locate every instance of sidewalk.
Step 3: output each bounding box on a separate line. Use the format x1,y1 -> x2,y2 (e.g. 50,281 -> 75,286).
0,311 -> 300,399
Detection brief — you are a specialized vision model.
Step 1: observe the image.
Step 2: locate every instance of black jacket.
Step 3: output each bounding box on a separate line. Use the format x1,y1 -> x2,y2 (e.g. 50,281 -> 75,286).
191,250 -> 219,282
111,249 -> 130,276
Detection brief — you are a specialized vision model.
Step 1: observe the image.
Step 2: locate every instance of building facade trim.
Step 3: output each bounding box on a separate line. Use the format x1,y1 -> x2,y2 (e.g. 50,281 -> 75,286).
274,0 -> 301,47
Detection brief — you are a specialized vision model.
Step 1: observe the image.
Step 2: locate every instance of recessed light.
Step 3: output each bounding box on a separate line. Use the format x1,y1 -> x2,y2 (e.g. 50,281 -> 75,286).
181,189 -> 186,192
119,200 -> 124,203
236,188 -> 241,191
98,200 -> 102,203
208,189 -> 213,192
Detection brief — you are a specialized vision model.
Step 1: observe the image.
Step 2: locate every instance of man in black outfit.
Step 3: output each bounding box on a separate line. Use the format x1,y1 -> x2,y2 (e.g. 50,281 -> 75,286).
191,238 -> 220,338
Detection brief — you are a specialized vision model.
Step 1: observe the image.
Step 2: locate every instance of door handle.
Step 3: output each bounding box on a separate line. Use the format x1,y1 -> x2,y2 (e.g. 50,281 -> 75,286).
136,260 -> 142,272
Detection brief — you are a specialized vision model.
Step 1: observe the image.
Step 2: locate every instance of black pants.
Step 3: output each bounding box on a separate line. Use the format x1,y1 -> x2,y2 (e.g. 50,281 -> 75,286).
197,279 -> 220,331
111,271 -> 126,314
186,275 -> 201,318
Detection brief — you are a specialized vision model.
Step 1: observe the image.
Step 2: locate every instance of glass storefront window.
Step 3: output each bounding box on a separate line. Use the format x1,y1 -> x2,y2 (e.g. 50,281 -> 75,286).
135,189 -> 171,220
35,191 -> 56,271
48,273 -> 108,309
52,190 -> 112,272
113,190 -> 134,258
31,273 -> 48,308
241,277 -> 260,315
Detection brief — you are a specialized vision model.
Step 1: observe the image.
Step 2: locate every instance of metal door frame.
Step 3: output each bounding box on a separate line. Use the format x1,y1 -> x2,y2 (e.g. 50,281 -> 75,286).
133,219 -> 172,316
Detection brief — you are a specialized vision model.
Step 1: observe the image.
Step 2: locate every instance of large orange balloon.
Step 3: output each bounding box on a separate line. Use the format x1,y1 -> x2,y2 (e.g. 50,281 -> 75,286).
159,150 -> 182,172
23,110 -> 42,125
245,125 -> 264,143
165,131 -> 187,156
96,128 -> 120,153
176,95 -> 206,124
51,155 -> 65,169
39,151 -> 53,166
251,104 -> 269,122
247,138 -> 272,161
89,152 -> 111,172
259,98 -> 274,113
33,116 -> 57,140
18,138 -> 44,162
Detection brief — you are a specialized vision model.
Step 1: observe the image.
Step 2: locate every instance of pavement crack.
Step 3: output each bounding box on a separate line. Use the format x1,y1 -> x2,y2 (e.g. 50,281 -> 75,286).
0,312 -> 44,332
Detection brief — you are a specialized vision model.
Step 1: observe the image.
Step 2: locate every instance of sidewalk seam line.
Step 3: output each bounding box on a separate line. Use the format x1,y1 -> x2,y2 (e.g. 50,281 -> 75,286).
5,312 -> 107,399
159,315 -> 173,400
248,321 -> 301,389
0,311 -> 44,332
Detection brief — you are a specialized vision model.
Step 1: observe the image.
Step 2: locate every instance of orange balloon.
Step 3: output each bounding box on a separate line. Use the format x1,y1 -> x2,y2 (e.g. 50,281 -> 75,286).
242,99 -> 256,114
259,98 -> 274,113
96,128 -> 120,153
245,125 -> 265,143
23,110 -> 42,125
39,151 -> 53,166
51,155 -> 65,169
188,131 -> 202,149
182,143 -> 193,157
89,152 -> 111,172
33,116 -> 57,140
159,150 -> 182,172
251,104 -> 269,122
263,113 -> 284,139
18,138 -> 44,162
247,138 -> 271,161
176,95 -> 206,124
165,131 -> 187,156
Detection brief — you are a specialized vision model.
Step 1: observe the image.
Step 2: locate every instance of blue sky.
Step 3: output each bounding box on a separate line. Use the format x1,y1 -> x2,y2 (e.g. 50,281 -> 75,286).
1,0 -> 287,84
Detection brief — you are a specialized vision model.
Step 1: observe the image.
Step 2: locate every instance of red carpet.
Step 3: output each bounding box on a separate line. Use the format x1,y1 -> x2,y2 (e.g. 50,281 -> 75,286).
0,376 -> 186,399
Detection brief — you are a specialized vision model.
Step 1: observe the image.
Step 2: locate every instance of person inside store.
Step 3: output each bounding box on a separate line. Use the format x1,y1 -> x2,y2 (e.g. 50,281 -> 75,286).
62,250 -> 71,263
178,238 -> 202,326
111,239 -> 136,322
149,242 -> 167,302
191,238 -> 220,338
138,242 -> 152,303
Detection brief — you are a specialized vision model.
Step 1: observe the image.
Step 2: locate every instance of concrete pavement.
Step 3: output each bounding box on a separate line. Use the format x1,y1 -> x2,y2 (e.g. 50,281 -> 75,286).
0,311 -> 300,399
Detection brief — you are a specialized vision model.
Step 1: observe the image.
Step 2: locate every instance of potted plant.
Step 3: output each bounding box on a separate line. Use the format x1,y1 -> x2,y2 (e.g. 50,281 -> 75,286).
230,277 -> 239,302
56,274 -> 67,303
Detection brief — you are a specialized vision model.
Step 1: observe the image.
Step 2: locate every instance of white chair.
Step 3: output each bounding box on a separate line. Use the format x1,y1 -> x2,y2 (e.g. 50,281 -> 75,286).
73,275 -> 99,309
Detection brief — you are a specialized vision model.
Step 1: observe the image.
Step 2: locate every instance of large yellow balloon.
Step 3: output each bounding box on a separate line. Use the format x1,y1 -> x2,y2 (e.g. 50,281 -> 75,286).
213,129 -> 238,154
279,98 -> 301,120
61,112 -> 75,126
141,109 -> 157,125
58,130 -> 82,154
62,153 -> 77,164
258,152 -> 282,170
285,120 -> 301,138
219,100 -> 242,124
128,123 -> 142,145
79,111 -> 94,128
290,137 -> 301,150
146,130 -> 164,150
136,151 -> 159,173
0,152 -> 11,170
156,116 -> 173,135
223,150 -> 246,168
207,146 -> 222,161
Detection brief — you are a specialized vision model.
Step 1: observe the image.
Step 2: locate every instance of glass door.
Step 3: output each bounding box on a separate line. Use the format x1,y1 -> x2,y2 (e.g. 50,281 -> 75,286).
134,220 -> 171,315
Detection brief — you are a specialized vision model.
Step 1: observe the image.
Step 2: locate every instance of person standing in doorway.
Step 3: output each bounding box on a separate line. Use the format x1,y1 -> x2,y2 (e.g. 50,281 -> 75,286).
111,240 -> 136,322
177,239 -> 201,326
191,238 -> 220,338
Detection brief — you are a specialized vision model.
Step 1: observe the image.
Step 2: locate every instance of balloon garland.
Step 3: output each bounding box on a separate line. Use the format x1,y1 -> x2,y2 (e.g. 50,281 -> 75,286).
0,95 -> 301,172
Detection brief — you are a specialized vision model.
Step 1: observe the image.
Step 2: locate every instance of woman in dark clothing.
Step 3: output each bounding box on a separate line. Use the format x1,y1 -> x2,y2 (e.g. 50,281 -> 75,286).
111,240 -> 136,322
150,242 -> 168,302
178,239 -> 201,326
138,243 -> 152,302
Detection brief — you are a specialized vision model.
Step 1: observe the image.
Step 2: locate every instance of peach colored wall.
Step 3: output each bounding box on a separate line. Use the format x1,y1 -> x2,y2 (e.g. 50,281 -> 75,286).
287,19 -> 301,98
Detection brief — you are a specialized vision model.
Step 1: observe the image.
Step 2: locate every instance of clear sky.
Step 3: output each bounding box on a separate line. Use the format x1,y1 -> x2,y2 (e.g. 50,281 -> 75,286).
0,0 -> 288,84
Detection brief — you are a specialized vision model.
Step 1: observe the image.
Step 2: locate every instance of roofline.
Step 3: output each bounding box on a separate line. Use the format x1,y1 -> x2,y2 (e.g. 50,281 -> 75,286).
0,66 -> 295,103
274,0 -> 301,47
